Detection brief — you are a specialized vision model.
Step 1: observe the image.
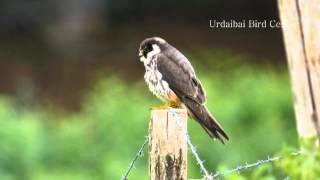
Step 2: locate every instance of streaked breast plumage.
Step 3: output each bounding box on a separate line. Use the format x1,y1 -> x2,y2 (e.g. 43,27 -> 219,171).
142,56 -> 170,101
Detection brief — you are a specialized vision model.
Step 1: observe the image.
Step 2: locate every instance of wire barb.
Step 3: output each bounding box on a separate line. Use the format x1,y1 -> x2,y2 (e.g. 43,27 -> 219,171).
121,136 -> 149,180
169,108 -> 300,180
212,152 -> 300,179
121,109 -> 301,180
169,108 -> 213,179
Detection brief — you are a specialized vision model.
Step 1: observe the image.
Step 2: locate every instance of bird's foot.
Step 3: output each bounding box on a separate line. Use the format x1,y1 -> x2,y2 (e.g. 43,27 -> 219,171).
151,102 -> 179,110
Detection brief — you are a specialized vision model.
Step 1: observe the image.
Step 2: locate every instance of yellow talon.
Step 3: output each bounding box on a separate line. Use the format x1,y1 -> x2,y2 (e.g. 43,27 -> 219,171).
151,102 -> 179,110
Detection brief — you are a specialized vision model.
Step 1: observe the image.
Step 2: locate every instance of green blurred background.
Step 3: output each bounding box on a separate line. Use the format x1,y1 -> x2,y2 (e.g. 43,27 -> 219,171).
0,0 -> 300,179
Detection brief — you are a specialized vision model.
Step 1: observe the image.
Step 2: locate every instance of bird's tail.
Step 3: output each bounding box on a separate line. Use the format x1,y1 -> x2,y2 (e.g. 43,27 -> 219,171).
182,97 -> 229,144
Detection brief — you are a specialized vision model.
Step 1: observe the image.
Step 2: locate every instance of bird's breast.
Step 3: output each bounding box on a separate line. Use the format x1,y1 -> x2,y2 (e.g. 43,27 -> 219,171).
143,57 -> 174,102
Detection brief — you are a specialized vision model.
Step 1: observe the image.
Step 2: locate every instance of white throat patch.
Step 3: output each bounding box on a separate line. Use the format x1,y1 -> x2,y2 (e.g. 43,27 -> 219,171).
140,44 -> 161,64
147,44 -> 161,59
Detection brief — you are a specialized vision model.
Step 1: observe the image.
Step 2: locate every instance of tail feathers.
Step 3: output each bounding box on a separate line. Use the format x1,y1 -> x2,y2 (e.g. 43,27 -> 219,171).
183,97 -> 229,144
201,124 -> 228,144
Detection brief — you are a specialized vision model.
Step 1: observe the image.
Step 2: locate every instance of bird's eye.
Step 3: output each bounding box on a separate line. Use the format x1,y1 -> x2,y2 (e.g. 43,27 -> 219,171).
147,44 -> 153,51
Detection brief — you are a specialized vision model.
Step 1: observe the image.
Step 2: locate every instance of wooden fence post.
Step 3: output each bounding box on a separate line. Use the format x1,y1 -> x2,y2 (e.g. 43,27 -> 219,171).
149,108 -> 188,180
278,0 -> 320,144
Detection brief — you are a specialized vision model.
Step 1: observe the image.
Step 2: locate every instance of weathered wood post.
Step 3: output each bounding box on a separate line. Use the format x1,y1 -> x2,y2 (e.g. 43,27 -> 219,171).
149,108 -> 188,180
278,0 -> 320,144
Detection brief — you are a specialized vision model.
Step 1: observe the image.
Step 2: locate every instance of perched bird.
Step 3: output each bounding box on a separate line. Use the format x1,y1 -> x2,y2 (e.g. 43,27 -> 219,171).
138,37 -> 229,143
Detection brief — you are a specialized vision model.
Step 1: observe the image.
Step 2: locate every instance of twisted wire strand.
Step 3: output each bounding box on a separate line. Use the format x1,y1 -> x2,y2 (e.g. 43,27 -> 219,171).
121,108 -> 300,180
212,151 -> 300,179
121,136 -> 149,180
169,108 -> 213,179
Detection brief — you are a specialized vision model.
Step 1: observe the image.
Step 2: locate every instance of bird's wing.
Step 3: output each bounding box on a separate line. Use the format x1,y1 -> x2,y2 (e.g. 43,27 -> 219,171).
156,52 -> 205,104
156,52 -> 229,142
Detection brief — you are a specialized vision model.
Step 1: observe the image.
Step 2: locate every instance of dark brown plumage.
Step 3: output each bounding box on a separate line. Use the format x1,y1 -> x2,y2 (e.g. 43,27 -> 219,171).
139,37 -> 229,143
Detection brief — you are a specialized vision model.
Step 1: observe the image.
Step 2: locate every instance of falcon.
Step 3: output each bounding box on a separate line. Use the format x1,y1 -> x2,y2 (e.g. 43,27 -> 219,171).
138,37 -> 229,143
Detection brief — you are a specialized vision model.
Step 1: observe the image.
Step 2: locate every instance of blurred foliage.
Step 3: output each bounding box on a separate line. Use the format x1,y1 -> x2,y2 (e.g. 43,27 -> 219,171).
0,51 -> 310,179
225,139 -> 320,180
275,139 -> 320,180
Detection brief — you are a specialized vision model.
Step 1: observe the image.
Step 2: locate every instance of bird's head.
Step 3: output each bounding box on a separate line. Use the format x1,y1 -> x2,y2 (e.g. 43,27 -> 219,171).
139,37 -> 167,61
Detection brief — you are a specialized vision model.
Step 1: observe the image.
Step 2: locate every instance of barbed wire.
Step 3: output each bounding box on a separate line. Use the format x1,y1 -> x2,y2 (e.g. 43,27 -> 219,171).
121,136 -> 149,180
169,108 -> 213,180
169,108 -> 301,180
121,109 -> 301,180
212,155 -> 280,178
212,152 -> 298,179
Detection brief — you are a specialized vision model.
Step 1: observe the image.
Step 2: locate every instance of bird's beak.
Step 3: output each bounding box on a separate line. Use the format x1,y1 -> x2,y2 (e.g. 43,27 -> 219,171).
138,50 -> 143,57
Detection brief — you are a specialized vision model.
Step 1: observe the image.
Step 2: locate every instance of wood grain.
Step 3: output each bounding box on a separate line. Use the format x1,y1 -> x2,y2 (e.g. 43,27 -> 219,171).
149,109 -> 188,180
278,0 -> 320,139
